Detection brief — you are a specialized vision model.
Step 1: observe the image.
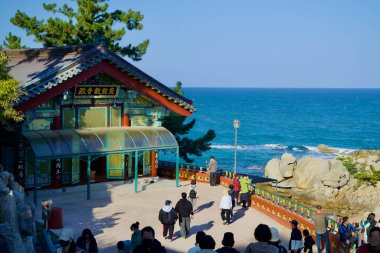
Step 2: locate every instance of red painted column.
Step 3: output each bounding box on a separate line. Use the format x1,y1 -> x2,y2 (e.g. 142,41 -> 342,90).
150,151 -> 157,177
122,114 -> 129,126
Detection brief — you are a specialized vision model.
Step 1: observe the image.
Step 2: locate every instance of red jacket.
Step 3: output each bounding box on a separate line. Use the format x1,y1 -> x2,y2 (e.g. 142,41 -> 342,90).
357,244 -> 380,253
233,177 -> 241,191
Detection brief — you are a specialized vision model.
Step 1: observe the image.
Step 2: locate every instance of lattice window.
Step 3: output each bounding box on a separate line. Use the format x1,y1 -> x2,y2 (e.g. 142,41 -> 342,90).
63,108 -> 74,129
109,154 -> 123,168
111,107 -> 121,127
79,108 -> 106,128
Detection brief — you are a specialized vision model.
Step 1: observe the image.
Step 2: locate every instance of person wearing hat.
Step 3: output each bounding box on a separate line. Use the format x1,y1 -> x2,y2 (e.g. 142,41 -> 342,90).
58,229 -> 76,253
216,232 -> 239,253
289,220 -> 303,253
268,227 -> 287,253
158,200 -> 178,240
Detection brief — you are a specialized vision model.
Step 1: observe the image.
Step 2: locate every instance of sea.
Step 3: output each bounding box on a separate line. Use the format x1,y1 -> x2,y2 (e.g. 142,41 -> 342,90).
162,88 -> 380,176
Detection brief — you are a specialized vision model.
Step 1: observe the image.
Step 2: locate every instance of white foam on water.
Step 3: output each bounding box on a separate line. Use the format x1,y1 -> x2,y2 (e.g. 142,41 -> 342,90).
264,144 -> 288,150
246,165 -> 263,170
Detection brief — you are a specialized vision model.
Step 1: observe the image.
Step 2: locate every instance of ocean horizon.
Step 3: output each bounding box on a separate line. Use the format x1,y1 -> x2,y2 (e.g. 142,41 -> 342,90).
162,88 -> 380,176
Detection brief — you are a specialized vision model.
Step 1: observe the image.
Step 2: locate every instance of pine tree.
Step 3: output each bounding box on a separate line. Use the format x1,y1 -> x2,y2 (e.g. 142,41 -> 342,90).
8,0 -> 149,60
0,52 -> 25,124
3,33 -> 26,49
162,83 -> 216,163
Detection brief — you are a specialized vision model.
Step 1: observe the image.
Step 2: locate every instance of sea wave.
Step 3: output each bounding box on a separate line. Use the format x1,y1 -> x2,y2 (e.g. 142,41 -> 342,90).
246,165 -> 263,170
210,144 -> 256,150
211,144 -> 355,154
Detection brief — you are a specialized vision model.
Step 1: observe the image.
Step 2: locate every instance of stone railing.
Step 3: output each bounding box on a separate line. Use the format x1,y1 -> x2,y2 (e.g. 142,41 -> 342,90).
158,161 -> 357,253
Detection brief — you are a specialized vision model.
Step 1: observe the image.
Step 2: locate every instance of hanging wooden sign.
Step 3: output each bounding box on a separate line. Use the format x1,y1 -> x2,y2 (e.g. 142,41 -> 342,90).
74,85 -> 119,98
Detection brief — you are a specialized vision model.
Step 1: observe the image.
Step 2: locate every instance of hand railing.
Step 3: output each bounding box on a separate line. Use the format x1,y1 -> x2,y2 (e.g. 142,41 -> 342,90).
159,160 -> 344,235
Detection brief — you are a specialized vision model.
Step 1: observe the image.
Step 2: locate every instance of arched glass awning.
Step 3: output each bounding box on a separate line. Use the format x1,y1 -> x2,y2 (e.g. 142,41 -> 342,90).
22,126 -> 178,160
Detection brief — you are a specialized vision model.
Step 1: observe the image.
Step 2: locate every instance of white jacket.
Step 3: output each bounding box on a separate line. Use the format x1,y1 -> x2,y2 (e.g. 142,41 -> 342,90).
220,195 -> 232,209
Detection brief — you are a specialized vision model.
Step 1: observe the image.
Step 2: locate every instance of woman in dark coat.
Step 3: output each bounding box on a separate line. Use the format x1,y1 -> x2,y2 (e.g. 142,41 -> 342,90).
76,228 -> 98,253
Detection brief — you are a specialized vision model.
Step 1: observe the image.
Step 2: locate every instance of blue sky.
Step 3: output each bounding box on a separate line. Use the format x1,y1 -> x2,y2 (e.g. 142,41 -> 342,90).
0,0 -> 379,88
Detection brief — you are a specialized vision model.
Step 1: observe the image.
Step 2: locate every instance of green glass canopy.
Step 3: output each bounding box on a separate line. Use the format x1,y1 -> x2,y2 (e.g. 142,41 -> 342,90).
22,126 -> 178,159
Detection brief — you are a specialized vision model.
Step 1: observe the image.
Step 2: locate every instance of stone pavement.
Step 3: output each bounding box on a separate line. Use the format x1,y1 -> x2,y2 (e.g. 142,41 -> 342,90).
26,179 -> 291,252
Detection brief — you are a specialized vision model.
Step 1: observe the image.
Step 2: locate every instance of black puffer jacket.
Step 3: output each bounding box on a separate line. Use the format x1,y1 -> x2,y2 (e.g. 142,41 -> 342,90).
158,206 -> 178,225
134,239 -> 167,253
175,199 -> 193,217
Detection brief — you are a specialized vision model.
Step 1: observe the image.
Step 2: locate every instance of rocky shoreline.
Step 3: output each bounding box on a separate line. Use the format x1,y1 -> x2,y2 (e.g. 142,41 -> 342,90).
262,147 -> 380,220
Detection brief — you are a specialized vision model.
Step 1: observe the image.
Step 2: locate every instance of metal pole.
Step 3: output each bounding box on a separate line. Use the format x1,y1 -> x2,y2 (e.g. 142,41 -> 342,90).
34,159 -> 38,205
176,148 -> 179,187
234,127 -> 238,174
87,156 -> 91,200
134,151 -> 138,193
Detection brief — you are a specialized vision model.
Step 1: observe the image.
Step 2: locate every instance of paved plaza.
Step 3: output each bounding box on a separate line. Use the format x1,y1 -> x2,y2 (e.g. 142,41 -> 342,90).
26,179 -> 291,252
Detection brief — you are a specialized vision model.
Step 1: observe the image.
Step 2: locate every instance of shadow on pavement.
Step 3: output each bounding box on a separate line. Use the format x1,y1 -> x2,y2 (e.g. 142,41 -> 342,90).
231,207 -> 248,223
190,220 -> 215,235
195,201 -> 215,214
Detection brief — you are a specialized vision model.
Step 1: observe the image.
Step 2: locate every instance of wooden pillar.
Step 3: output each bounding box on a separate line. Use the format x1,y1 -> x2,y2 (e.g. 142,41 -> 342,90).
122,114 -> 129,126
150,150 -> 157,177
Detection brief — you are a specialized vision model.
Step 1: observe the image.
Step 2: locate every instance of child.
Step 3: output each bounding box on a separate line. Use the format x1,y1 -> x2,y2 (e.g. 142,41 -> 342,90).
303,229 -> 315,253
188,180 -> 199,210
289,220 -> 303,253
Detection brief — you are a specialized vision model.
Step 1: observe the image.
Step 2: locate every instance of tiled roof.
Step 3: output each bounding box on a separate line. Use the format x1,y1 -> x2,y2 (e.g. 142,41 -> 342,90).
3,44 -> 195,112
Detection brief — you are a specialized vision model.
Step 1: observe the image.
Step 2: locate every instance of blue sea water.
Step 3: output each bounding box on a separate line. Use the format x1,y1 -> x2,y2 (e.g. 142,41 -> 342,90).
164,88 -> 380,176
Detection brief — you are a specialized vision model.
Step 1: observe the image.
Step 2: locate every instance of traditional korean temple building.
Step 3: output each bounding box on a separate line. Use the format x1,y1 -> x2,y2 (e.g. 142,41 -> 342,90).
1,44 -> 195,202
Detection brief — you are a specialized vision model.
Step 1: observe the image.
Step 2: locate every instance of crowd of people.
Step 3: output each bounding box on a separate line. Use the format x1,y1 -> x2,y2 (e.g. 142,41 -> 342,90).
57,156 -> 380,253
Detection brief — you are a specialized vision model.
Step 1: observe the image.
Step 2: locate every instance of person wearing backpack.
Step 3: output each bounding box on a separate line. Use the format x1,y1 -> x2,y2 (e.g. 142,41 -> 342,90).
268,227 -> 287,253
158,200 -> 178,240
188,180 -> 199,210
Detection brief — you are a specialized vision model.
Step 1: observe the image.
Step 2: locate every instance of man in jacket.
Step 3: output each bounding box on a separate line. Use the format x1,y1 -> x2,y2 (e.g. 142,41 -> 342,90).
208,156 -> 218,186
220,191 -> 232,225
134,226 -> 166,253
175,192 -> 194,238
158,200 -> 178,240
312,205 -> 331,253
357,227 -> 380,253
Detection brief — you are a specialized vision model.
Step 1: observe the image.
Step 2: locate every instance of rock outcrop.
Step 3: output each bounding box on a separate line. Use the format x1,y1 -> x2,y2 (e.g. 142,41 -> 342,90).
263,151 -> 380,220
0,168 -> 35,253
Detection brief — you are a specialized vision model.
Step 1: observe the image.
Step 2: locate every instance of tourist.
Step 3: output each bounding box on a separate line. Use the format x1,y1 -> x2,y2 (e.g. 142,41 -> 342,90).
76,228 -> 98,253
244,224 -> 278,253
188,231 -> 207,253
175,192 -> 194,238
158,200 -> 178,240
130,221 -> 142,253
289,220 -> 303,253
208,156 -> 218,186
268,227 -> 287,253
361,213 -> 377,243
303,229 -> 315,253
356,227 -> 380,253
239,176 -> 251,209
199,235 -> 217,252
339,216 -> 357,253
216,232 -> 240,253
58,229 -> 76,253
117,240 -> 132,253
188,179 -> 199,210
312,205 -> 331,253
228,184 -> 235,216
220,190 -> 233,225
233,173 -> 241,205
134,226 -> 166,253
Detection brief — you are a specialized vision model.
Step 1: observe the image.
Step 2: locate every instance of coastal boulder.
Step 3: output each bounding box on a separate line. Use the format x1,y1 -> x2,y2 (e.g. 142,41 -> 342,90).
264,159 -> 283,181
277,178 -> 296,189
321,171 -> 349,188
280,153 -> 296,178
317,144 -> 338,154
293,157 -> 329,189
